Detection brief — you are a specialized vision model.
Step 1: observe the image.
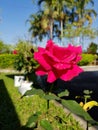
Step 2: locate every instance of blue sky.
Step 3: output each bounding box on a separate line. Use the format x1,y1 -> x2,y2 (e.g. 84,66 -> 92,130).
0,0 -> 98,48
0,0 -> 38,44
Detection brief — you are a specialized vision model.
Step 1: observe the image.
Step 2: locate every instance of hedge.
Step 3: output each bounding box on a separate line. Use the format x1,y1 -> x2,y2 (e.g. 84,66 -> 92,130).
78,53 -> 95,66
0,54 -> 18,69
0,53 -> 96,69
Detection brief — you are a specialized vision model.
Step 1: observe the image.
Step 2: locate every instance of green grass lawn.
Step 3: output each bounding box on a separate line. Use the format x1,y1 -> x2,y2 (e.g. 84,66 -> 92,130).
0,73 -> 83,130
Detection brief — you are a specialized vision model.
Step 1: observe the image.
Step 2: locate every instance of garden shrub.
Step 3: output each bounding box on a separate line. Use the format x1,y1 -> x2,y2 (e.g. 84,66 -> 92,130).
78,53 -> 95,66
0,53 -> 95,69
0,54 -> 18,69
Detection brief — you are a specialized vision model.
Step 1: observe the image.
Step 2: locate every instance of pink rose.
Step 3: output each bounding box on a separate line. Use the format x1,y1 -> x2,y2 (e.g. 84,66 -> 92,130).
34,40 -> 83,83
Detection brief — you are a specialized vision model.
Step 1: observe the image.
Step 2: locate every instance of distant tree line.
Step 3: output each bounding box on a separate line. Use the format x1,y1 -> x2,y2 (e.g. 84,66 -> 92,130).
0,40 -> 13,53
87,42 -> 98,54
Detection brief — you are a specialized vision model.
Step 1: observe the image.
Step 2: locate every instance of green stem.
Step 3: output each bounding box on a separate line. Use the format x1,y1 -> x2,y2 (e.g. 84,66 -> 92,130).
47,99 -> 49,110
86,121 -> 88,130
84,95 -> 87,104
49,83 -> 54,92
46,83 -> 55,111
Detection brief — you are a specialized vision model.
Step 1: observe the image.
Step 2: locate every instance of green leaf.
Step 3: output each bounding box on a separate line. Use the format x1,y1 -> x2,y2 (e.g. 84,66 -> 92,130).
26,111 -> 41,128
58,90 -> 69,98
83,90 -> 93,95
40,120 -> 53,130
61,99 -> 98,125
43,93 -> 60,101
24,88 -> 45,97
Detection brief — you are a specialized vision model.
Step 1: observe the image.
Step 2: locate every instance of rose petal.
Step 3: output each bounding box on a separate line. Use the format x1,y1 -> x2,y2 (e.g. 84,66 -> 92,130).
34,52 -> 51,71
60,65 -> 83,81
68,44 -> 82,54
34,40 -> 83,83
43,51 -> 59,64
62,53 -> 76,63
46,40 -> 54,53
38,47 -> 45,52
53,63 -> 71,70
35,66 -> 47,75
47,71 -> 57,83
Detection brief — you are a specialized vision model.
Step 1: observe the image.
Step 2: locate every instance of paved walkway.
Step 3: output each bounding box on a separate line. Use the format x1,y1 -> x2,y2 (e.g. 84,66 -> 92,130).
0,65 -> 98,73
0,69 -> 22,73
81,65 -> 98,71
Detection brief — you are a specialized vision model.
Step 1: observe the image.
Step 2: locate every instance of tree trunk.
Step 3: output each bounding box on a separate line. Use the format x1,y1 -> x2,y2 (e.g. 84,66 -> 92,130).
61,19 -> 63,46
50,19 -> 53,39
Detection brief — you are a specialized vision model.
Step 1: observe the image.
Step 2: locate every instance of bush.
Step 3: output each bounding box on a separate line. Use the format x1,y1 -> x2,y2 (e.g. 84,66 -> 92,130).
0,54 -> 17,69
14,53 -> 25,71
78,53 -> 95,66
14,40 -> 37,74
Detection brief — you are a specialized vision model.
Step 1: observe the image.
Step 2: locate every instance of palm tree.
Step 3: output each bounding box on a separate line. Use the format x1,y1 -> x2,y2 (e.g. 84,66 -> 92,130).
73,0 -> 97,26
66,0 -> 97,45
29,0 -> 97,46
38,0 -> 72,43
38,0 -> 54,39
28,11 -> 49,42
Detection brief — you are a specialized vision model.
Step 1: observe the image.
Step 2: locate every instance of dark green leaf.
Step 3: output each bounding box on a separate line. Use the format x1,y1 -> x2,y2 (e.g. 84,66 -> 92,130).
58,90 -> 69,97
40,120 -> 53,130
26,111 -> 41,128
43,93 -> 60,101
24,88 -> 45,97
61,99 -> 98,125
83,90 -> 93,95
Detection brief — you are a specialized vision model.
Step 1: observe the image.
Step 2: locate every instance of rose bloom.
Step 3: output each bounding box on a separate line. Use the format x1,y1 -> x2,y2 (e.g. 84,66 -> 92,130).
13,50 -> 18,54
34,40 -> 83,83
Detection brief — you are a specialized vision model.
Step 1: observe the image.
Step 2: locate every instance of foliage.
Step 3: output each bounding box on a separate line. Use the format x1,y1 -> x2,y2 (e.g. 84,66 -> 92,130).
29,0 -> 97,45
0,73 -> 83,130
0,40 -> 13,53
24,88 -> 85,129
0,73 -> 35,130
76,90 -> 98,119
0,54 -> 17,68
14,53 -> 25,71
25,105 -> 83,130
78,53 -> 95,66
23,83 -> 98,129
87,42 -> 98,54
64,25 -> 97,42
0,40 -> 4,51
29,12 -> 49,41
64,0 -> 97,42
13,40 -> 38,80
14,40 -> 36,54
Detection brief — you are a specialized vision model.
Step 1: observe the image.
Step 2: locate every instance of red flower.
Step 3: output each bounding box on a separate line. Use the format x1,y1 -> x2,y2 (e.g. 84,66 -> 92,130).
34,40 -> 83,83
13,50 -> 18,54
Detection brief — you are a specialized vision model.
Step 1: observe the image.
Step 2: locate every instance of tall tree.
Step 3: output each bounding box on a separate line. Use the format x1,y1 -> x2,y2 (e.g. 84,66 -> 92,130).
0,40 -> 12,53
69,0 -> 97,44
87,42 -> 97,54
28,12 -> 49,42
38,0 -> 73,42
29,0 -> 97,46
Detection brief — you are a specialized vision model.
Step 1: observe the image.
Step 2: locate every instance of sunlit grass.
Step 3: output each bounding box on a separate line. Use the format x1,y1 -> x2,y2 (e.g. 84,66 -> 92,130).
0,73 -> 83,130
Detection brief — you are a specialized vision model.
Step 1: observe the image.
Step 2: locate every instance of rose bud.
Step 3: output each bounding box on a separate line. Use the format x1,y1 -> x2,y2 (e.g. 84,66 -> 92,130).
27,57 -> 31,61
31,48 -> 34,53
